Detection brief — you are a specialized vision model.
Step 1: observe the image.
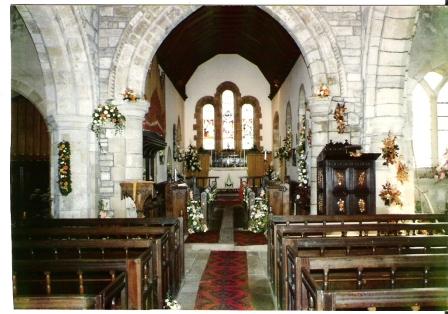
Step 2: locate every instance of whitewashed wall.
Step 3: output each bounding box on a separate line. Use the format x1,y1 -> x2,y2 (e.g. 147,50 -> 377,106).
271,56 -> 312,180
156,73 -> 184,182
184,54 -> 272,150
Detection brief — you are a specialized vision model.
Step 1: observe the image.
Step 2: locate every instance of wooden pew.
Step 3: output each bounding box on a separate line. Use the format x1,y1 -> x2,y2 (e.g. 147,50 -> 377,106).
274,221 -> 448,309
267,213 -> 448,296
13,260 -> 127,309
296,253 -> 448,310
13,217 -> 184,297
12,226 -> 174,307
283,235 -> 448,310
13,240 -> 158,309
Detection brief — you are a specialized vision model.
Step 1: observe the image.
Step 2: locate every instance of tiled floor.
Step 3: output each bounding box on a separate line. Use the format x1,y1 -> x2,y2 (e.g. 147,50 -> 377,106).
177,205 -> 276,310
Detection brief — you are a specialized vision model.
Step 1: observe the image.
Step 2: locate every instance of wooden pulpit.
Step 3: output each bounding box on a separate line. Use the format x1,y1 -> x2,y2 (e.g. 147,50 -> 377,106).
120,180 -> 154,216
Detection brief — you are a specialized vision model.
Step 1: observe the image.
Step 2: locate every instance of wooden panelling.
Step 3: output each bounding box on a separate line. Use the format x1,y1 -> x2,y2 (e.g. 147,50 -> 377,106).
247,152 -> 272,177
11,96 -> 49,161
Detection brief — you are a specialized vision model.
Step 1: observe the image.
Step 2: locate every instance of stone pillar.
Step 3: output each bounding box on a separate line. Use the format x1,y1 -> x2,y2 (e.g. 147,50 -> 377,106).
101,99 -> 148,218
49,115 -> 96,218
308,97 -> 331,214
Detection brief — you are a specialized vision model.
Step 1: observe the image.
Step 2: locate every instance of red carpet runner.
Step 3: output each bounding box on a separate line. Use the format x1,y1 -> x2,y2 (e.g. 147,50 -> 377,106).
194,251 -> 254,310
234,230 -> 268,246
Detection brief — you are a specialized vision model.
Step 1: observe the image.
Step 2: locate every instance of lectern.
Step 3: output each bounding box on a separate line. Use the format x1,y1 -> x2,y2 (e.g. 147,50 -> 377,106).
317,141 -> 380,215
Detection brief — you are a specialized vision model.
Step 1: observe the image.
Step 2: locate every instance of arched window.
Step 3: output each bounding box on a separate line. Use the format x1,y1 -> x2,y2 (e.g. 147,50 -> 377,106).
194,82 -> 262,151
412,83 -> 432,167
222,90 -> 235,149
202,104 -> 215,150
412,71 -> 448,168
437,82 -> 448,161
242,103 -> 254,149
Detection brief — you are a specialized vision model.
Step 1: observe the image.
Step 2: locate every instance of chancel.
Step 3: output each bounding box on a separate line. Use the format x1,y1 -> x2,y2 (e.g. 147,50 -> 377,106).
9,4 -> 448,311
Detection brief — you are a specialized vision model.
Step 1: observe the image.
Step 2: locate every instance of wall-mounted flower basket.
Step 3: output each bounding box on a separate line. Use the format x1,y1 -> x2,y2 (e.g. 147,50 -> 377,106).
58,141 -> 72,196
91,101 -> 126,148
379,181 -> 403,207
122,88 -> 139,102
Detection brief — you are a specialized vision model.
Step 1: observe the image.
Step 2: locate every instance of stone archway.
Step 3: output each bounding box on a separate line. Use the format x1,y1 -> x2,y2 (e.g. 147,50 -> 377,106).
15,5 -> 98,218
108,6 -> 346,101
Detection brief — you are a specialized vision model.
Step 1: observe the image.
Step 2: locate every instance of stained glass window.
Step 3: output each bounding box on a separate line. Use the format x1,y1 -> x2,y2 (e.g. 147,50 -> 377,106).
412,83 -> 432,167
242,104 -> 254,149
437,82 -> 448,162
222,90 -> 235,149
202,104 -> 215,150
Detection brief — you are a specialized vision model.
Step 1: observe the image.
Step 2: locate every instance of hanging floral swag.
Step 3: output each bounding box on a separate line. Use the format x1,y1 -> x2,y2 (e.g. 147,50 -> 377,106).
296,118 -> 309,188
379,181 -> 403,207
58,141 -> 72,196
274,127 -> 292,160
248,196 -> 269,233
333,102 -> 347,134
186,199 -> 208,234
177,144 -> 202,172
91,101 -> 126,147
396,160 -> 409,184
381,132 -> 399,166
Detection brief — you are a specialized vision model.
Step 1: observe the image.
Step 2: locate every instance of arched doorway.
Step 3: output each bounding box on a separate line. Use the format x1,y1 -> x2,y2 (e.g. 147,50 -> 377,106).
10,95 -> 50,220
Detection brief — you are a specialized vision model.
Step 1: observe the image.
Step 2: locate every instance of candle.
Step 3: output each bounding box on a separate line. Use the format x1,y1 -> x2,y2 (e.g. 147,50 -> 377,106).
174,169 -> 177,181
264,150 -> 267,161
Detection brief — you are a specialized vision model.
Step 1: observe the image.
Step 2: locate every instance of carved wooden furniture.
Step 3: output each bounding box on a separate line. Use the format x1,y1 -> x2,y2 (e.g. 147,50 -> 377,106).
165,183 -> 188,232
120,180 -> 154,215
317,141 -> 380,215
266,182 -> 290,215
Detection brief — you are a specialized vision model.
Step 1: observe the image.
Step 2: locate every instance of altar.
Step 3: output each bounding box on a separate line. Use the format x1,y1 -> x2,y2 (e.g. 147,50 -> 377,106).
208,167 -> 247,189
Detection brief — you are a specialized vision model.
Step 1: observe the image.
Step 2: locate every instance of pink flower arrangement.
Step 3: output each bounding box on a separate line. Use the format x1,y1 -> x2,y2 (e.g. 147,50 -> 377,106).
435,148 -> 448,181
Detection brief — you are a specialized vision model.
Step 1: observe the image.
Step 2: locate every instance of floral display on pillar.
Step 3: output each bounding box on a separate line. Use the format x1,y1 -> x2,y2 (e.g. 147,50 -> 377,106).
317,83 -> 330,97
381,132 -> 399,166
296,118 -> 309,188
57,141 -> 72,196
379,181 -> 403,207
274,126 -> 292,160
333,102 -> 347,133
91,101 -> 126,148
122,88 -> 139,102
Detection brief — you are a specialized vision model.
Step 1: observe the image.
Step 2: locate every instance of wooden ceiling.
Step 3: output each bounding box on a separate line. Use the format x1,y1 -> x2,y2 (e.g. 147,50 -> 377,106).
156,6 -> 301,99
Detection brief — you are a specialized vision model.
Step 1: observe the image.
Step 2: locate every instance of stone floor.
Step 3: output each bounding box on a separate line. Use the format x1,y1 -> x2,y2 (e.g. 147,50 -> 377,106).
176,206 -> 276,310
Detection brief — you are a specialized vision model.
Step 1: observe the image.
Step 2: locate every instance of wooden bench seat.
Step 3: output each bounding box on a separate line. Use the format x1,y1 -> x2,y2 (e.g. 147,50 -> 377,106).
268,213 -> 448,286
13,263 -> 127,309
273,221 -> 448,309
297,254 -> 448,310
12,221 -> 183,300
283,235 -> 448,309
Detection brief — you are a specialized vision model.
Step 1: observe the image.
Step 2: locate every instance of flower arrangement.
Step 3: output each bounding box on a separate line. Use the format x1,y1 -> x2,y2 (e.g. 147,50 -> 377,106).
57,141 -> 72,196
317,83 -> 330,97
435,148 -> 448,181
396,160 -> 409,184
274,127 -> 292,160
205,184 -> 217,205
296,117 -> 309,188
381,132 -> 399,166
164,294 -> 181,310
379,181 -> 403,207
91,101 -> 126,146
177,144 -> 202,172
333,102 -> 347,134
122,88 -> 139,102
248,196 -> 269,233
186,199 -> 208,234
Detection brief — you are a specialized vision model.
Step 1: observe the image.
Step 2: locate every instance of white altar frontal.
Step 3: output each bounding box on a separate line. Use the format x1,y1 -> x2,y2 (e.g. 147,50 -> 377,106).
209,167 -> 247,189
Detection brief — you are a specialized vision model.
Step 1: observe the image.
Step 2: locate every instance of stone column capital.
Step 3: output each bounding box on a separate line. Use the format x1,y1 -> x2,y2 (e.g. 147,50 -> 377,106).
307,97 -> 332,117
117,99 -> 148,121
47,114 -> 92,131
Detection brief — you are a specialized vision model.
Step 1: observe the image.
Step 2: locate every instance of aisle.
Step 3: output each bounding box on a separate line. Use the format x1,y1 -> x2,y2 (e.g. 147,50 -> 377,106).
177,202 -> 275,310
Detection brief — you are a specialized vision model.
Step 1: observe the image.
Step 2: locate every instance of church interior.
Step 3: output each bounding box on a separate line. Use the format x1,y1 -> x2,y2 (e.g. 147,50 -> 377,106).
8,4 -> 448,310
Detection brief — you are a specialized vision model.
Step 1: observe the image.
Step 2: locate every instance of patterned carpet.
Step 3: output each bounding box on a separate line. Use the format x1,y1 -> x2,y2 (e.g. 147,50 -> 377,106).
234,230 -> 268,246
185,230 -> 220,243
194,251 -> 254,310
